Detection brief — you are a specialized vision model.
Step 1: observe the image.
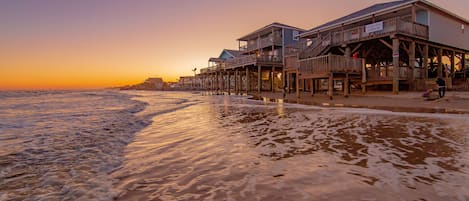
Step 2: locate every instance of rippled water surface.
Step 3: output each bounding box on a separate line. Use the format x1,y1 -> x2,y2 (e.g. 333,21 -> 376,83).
0,90 -> 149,200
1,90 -> 468,201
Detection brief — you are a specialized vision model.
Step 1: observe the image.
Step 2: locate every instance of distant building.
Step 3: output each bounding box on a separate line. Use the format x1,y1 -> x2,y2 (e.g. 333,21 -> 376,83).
143,78 -> 164,90
120,77 -> 164,90
178,76 -> 195,89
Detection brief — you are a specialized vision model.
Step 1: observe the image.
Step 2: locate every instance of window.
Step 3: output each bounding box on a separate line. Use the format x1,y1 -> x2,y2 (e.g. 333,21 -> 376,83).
293,30 -> 299,41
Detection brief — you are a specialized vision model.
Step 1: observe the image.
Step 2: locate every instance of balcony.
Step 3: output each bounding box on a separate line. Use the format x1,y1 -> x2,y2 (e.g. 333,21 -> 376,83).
331,18 -> 429,46
200,65 -> 221,74
299,55 -> 364,78
225,55 -> 282,69
243,35 -> 283,52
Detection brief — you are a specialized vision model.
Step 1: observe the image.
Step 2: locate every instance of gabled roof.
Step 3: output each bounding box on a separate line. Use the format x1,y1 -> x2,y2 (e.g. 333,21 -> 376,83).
238,22 -> 306,41
301,0 -> 469,37
223,49 -> 242,58
209,49 -> 243,62
314,0 -> 411,31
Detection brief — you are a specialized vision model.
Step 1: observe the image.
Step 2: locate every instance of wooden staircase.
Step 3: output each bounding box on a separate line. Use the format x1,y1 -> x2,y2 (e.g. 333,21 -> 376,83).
299,33 -> 332,59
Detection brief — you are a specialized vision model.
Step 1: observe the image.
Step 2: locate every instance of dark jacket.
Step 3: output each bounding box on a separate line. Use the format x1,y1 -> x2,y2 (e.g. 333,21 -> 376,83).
436,78 -> 446,87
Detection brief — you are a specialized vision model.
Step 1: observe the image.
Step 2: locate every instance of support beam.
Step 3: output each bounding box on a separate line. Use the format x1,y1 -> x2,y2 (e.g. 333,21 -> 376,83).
392,38 -> 400,94
438,48 -> 443,78
271,66 -> 275,92
235,69 -> 239,95
424,45 -> 429,79
352,43 -> 362,54
344,74 -> 349,97
228,71 -> 231,95
296,70 -> 300,98
310,79 -> 314,96
409,41 -> 416,90
246,67 -> 250,94
379,39 -> 393,50
221,71 -> 225,93
328,73 -> 334,99
258,66 -> 262,93
450,51 -> 455,78
344,46 -> 351,57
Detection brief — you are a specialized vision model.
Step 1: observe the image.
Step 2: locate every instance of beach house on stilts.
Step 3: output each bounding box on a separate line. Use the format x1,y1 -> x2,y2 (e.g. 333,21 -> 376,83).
199,23 -> 305,94
287,0 -> 469,98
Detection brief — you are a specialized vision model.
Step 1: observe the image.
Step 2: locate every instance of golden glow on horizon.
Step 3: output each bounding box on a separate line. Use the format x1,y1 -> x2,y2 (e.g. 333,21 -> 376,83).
1,0 -> 467,89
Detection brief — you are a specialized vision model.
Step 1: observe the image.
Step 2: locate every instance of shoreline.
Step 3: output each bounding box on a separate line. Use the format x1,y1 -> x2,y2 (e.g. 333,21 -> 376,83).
249,91 -> 469,114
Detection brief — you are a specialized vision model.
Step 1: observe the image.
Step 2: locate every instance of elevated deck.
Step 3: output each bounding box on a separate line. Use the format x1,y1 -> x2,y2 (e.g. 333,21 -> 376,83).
300,18 -> 429,59
225,55 -> 282,69
299,55 -> 364,79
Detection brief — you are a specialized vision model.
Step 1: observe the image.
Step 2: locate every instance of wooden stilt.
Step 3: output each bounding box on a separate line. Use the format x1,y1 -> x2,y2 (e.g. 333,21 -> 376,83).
258,66 -> 262,93
235,69 -> 239,95
438,48 -> 443,78
246,67 -> 250,94
424,45 -> 429,80
296,70 -> 300,98
392,37 -> 400,94
310,79 -> 314,96
328,73 -> 334,99
227,71 -> 231,95
409,41 -> 416,90
271,66 -> 275,92
344,74 -> 349,97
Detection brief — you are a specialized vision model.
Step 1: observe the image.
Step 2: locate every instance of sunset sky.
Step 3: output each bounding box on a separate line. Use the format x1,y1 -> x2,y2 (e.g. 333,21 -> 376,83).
0,0 -> 467,89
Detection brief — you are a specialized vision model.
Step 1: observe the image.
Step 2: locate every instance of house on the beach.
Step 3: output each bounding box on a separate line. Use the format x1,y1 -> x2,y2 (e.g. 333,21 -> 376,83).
195,0 -> 469,97
198,23 -> 305,94
290,0 -> 469,97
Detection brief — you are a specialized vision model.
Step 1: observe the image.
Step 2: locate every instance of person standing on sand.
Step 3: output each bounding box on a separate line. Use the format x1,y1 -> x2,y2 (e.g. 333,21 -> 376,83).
436,77 -> 446,98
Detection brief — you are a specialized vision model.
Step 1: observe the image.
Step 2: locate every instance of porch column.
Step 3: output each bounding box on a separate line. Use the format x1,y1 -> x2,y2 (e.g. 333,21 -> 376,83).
424,45 -> 429,79
246,67 -> 250,94
392,38 -> 400,94
258,66 -> 262,93
438,48 -> 443,78
271,66 -> 275,92
409,41 -> 416,90
328,73 -> 334,99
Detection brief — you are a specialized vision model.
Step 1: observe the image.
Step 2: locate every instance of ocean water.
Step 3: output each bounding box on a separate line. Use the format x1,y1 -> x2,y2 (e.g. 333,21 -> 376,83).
1,90 -> 468,201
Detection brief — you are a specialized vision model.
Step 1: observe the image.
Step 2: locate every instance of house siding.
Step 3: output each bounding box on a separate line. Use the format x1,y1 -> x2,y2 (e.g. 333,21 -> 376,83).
284,29 -> 299,45
428,10 -> 469,50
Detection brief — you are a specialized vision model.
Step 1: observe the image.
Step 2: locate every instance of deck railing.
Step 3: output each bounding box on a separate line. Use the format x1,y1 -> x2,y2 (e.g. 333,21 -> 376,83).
200,65 -> 221,74
299,55 -> 363,76
366,66 -> 424,81
225,54 -> 282,69
331,18 -> 429,45
244,36 -> 283,52
299,33 -> 332,58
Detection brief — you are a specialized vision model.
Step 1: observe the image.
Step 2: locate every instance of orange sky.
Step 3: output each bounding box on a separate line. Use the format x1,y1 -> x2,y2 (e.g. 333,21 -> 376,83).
1,0 -> 467,90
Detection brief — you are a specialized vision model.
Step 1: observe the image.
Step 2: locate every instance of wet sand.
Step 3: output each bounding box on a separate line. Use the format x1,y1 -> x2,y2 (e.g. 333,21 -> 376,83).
254,91 -> 469,114
113,92 -> 469,201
